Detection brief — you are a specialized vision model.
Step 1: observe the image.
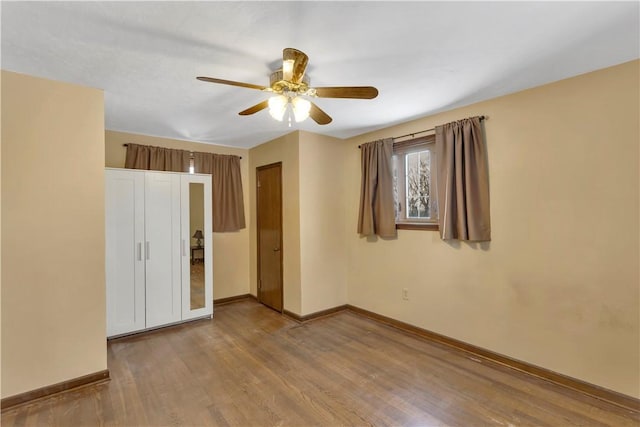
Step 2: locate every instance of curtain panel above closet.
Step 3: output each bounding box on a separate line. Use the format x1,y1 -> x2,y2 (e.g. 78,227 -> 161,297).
124,143 -> 189,172
193,152 -> 246,232
124,143 -> 246,232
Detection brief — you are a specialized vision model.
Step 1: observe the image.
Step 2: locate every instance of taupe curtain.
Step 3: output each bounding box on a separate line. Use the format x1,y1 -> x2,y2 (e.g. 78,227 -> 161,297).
435,116 -> 491,241
357,138 -> 396,238
124,143 -> 151,169
125,143 -> 246,232
124,143 -> 189,172
193,152 -> 246,232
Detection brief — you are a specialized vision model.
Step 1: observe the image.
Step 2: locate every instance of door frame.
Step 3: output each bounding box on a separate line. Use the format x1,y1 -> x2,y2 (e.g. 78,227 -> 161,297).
256,162 -> 284,312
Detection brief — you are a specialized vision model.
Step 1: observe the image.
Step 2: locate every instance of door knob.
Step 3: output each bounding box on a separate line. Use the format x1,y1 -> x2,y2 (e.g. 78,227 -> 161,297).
273,247 -> 281,251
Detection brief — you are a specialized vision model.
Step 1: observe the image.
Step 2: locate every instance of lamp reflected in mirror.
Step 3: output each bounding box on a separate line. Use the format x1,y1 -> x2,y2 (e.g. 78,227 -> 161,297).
192,229 -> 204,248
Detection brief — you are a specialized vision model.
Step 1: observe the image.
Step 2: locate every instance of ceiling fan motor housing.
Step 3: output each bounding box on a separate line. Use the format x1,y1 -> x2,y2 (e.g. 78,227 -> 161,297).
269,69 -> 311,95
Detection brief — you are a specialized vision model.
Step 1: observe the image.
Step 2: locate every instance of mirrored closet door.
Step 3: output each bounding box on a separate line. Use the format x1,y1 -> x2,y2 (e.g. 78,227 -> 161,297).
181,174 -> 213,320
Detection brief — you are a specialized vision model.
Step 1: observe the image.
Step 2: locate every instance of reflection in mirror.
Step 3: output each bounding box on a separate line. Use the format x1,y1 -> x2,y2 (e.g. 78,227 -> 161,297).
189,182 -> 205,310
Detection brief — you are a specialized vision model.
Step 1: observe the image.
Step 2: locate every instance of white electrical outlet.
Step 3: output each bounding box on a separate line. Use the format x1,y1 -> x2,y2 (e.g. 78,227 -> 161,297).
402,288 -> 409,300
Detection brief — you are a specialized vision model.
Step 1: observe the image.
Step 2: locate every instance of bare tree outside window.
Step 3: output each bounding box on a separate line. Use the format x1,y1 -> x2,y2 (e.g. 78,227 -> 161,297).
405,151 -> 431,218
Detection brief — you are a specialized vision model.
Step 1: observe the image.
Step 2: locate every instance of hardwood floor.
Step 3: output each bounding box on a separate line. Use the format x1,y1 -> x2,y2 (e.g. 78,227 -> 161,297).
2,300 -> 638,426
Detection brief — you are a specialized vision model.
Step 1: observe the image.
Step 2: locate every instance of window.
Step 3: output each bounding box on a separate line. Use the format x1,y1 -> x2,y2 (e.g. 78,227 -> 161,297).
393,135 -> 438,230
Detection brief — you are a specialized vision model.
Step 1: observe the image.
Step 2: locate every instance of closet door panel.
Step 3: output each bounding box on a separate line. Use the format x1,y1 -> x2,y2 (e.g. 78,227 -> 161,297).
144,172 -> 182,328
105,170 -> 145,336
180,174 -> 213,320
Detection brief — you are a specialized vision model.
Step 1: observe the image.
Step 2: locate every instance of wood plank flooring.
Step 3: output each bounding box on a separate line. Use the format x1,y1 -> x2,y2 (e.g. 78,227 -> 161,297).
2,300 -> 638,426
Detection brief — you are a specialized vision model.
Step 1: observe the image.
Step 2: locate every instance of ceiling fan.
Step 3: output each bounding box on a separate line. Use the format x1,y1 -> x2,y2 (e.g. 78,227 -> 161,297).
197,48 -> 378,125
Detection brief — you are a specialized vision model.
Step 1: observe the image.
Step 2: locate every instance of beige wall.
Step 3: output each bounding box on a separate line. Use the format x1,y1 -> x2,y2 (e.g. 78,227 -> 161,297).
298,131 -> 349,314
105,131 -> 250,300
344,60 -> 640,397
1,71 -> 106,398
0,69 -> 3,395
249,132 -> 302,314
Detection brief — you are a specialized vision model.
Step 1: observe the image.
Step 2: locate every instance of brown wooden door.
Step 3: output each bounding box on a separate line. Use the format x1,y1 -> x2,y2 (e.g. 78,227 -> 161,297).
256,163 -> 283,312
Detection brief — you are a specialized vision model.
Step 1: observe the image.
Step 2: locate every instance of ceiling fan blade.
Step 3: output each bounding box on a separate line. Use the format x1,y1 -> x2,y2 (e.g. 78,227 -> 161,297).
314,86 -> 379,99
196,76 -> 267,91
283,48 -> 308,84
309,102 -> 332,125
238,100 -> 269,116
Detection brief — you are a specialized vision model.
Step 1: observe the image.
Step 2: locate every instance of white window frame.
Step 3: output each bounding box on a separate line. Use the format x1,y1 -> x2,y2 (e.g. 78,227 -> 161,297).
393,135 -> 439,230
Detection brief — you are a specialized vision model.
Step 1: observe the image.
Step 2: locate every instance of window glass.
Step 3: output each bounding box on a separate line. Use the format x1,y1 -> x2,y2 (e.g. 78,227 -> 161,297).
393,137 -> 438,229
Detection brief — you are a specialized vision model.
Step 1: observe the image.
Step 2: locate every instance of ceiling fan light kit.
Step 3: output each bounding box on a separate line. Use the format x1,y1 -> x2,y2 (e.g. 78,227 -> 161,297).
197,48 -> 378,126
268,95 -> 288,121
292,97 -> 311,122
267,95 -> 311,127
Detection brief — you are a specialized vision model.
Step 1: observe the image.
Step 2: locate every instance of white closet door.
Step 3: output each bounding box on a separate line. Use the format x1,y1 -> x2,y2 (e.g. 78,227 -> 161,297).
144,172 -> 182,328
105,169 -> 145,336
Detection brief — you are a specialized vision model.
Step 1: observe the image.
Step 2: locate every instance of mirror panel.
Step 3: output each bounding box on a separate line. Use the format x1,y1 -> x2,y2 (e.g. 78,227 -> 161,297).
189,182 -> 205,310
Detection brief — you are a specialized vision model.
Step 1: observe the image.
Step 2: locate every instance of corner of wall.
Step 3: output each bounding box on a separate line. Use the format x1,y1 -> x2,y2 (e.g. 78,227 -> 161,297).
298,132 -> 349,315
2,70 -> 106,398
249,132 -> 302,314
0,69 -> 4,398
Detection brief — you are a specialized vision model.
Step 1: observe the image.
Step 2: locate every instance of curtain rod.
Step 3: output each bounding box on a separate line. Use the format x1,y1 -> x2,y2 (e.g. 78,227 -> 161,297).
123,143 -> 242,159
358,115 -> 486,148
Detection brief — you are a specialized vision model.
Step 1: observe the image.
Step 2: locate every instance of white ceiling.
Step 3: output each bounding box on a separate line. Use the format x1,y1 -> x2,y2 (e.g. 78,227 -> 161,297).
2,1 -> 638,149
